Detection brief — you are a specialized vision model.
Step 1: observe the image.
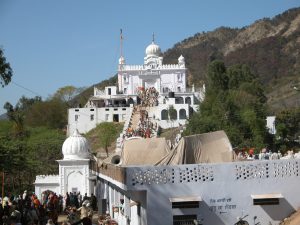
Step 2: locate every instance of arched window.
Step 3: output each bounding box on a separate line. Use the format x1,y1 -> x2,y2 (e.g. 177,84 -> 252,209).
175,97 -> 184,104
185,97 -> 191,105
161,109 -> 168,120
179,109 -> 187,119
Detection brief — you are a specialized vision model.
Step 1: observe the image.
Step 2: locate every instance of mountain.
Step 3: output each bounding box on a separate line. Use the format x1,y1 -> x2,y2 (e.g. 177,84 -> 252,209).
163,7 -> 300,113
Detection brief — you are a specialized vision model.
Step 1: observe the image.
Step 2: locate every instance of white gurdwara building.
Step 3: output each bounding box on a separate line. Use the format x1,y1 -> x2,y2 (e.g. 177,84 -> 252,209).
67,40 -> 204,135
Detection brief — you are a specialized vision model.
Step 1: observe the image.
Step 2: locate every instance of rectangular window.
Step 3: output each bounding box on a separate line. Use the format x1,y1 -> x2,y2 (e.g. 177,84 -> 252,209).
90,109 -> 94,111
75,115 -> 79,121
75,109 -> 79,112
253,198 -> 280,205
105,114 -> 109,121
172,201 -> 199,209
90,114 -> 94,121
251,194 -> 282,205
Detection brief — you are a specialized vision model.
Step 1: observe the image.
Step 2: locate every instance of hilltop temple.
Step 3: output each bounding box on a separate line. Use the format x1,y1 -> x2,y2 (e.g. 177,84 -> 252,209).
67,39 -> 204,136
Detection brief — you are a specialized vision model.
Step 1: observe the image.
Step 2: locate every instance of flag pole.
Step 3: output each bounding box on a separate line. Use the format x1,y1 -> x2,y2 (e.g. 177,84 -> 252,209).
120,29 -> 123,58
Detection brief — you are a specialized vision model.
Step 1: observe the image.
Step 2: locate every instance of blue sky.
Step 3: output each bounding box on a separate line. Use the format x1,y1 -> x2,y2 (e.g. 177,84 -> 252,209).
0,0 -> 299,115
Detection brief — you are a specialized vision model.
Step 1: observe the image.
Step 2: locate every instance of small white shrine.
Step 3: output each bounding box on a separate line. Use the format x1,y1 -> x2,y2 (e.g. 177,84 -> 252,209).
34,130 -> 96,198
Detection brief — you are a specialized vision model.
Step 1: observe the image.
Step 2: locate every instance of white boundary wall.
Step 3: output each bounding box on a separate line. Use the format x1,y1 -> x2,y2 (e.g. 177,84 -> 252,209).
98,159 -> 300,225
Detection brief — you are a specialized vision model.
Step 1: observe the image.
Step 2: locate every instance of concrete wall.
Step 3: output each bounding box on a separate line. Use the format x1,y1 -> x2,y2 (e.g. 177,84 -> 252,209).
68,107 -> 130,135
114,159 -> 300,225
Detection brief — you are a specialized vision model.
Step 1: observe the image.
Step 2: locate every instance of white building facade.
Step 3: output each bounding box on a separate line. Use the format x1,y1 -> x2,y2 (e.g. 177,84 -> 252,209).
97,158 -> 300,225
34,130 -> 97,199
68,39 -> 204,135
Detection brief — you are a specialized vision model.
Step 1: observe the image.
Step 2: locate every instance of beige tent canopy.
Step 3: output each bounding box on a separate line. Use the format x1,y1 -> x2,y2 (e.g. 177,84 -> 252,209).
103,130 -> 235,167
155,130 -> 235,165
121,138 -> 171,166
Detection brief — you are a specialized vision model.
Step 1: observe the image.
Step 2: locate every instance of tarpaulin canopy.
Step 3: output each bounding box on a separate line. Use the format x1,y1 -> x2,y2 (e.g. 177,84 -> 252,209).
155,130 -> 235,165
121,138 -> 170,166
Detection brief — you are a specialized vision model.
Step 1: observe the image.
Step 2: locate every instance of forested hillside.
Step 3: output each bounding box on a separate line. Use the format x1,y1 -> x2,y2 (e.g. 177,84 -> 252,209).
163,7 -> 300,113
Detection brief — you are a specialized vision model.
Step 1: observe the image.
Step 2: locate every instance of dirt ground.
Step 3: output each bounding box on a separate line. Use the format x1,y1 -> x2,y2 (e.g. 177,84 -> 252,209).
57,213 -> 99,224
280,209 -> 300,225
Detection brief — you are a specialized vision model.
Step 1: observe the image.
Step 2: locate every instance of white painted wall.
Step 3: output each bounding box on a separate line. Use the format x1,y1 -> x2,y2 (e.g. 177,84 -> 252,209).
99,159 -> 300,225
57,159 -> 92,196
34,175 -> 60,199
68,107 -> 131,135
267,116 -> 276,134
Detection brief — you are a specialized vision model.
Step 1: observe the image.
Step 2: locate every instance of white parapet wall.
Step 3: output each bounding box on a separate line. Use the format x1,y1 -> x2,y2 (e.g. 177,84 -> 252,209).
98,159 -> 300,225
34,175 -> 60,199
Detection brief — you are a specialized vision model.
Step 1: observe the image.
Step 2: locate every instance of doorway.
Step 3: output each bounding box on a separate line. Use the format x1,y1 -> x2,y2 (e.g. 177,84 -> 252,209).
113,114 -> 119,122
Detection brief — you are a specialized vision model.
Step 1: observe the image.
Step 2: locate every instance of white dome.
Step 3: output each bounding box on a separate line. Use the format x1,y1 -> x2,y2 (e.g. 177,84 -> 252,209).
145,42 -> 161,56
178,55 -> 185,64
62,129 -> 91,160
119,56 -> 125,64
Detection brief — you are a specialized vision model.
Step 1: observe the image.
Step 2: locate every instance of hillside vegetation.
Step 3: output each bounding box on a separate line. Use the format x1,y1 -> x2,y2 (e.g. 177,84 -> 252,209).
163,7 -> 300,113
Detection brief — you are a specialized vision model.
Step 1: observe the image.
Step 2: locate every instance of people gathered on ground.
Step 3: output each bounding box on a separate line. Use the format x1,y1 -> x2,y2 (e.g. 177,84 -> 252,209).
0,190 -> 98,225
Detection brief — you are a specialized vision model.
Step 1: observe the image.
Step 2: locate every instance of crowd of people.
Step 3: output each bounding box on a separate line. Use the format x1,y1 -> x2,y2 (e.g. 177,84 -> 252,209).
124,87 -> 160,140
236,148 -> 300,161
0,190 -> 98,225
125,109 -> 158,139
137,87 -> 159,107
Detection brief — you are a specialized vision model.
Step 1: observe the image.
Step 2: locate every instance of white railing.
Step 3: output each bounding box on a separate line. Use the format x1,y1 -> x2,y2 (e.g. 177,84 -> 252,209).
121,64 -> 184,71
94,87 -> 105,96
125,158 -> 300,188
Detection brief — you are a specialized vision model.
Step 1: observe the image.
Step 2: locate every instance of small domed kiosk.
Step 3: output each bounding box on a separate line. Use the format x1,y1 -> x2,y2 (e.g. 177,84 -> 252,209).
35,130 -> 96,199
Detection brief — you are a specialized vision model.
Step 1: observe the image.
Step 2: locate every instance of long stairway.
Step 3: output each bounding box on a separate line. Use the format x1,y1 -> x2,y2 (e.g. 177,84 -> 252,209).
130,106 -> 141,130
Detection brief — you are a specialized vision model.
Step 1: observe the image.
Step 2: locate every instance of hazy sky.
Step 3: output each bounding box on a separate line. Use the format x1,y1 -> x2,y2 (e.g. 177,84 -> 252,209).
0,0 -> 299,115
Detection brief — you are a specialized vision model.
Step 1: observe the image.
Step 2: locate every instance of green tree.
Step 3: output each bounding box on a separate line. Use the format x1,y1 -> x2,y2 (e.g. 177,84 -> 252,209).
4,102 -> 25,137
275,108 -> 300,151
0,126 -> 65,194
207,60 -> 228,91
25,98 -> 67,129
0,48 -> 13,87
168,105 -> 177,120
53,85 -> 84,106
185,61 -> 268,149
4,96 -> 42,134
90,122 -> 121,157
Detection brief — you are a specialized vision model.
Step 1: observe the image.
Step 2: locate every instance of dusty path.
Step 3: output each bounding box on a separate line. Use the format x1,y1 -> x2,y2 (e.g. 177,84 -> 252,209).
280,209 -> 300,225
58,213 -> 99,224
